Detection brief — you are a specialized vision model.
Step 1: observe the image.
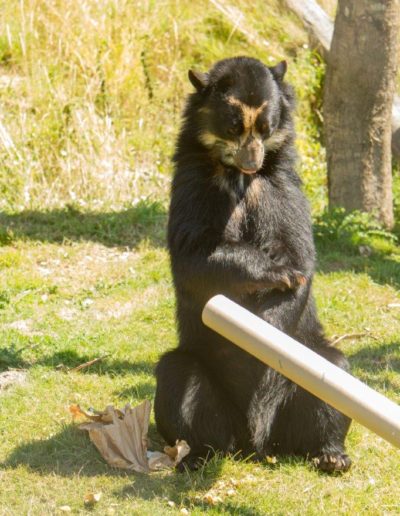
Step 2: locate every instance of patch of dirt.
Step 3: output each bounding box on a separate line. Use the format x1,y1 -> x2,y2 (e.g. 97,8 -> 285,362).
33,243 -> 139,292
0,370 -> 27,392
57,284 -> 168,321
3,319 -> 43,337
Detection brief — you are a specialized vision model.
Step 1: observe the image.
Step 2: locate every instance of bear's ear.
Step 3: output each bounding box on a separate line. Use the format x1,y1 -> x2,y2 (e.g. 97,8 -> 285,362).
269,60 -> 287,83
188,70 -> 209,92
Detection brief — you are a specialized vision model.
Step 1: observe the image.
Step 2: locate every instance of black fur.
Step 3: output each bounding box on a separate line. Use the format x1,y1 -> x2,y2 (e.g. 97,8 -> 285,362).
154,57 -> 351,471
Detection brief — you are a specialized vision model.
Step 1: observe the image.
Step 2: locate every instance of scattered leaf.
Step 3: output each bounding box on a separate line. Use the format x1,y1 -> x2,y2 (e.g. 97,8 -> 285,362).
74,400 -> 190,473
164,440 -> 191,464
203,493 -> 223,505
201,478 -> 238,505
84,492 -> 102,505
69,404 -> 84,420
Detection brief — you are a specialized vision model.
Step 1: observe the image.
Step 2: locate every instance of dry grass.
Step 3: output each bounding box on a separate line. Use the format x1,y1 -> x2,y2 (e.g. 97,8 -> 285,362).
0,0 -> 316,211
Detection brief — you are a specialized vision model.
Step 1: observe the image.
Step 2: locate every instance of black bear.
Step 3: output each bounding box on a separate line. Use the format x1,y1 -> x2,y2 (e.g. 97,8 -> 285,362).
154,56 -> 351,472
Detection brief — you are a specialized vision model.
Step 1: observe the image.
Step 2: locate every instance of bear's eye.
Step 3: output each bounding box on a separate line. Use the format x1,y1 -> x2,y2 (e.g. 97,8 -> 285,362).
258,121 -> 270,137
227,120 -> 242,137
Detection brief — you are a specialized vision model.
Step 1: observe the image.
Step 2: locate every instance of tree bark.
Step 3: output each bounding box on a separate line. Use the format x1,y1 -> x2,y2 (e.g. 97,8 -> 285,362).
283,0 -> 400,160
324,0 -> 400,228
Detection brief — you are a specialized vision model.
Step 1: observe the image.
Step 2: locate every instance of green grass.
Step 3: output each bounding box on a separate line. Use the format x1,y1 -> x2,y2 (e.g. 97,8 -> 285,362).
1,0 -> 400,514
1,206 -> 400,515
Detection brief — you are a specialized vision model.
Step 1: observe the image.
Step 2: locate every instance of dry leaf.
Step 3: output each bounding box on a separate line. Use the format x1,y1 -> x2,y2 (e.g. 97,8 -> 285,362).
59,506 -> 71,512
266,455 -> 277,464
201,478 -> 238,505
75,400 -> 190,473
69,404 -> 123,423
203,493 -> 223,505
147,450 -> 174,470
79,401 -> 151,473
84,492 -> 102,505
164,440 -> 191,465
69,404 -> 84,420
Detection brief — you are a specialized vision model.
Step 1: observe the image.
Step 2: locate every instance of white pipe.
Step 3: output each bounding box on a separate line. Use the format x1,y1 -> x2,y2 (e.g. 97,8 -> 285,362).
202,295 -> 400,448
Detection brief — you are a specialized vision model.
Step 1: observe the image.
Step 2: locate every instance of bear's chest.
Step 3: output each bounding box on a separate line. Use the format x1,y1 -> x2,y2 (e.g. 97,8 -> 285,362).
221,175 -> 278,245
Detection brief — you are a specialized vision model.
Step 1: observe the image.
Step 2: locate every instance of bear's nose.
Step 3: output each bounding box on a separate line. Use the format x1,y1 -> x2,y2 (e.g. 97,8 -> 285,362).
241,160 -> 258,171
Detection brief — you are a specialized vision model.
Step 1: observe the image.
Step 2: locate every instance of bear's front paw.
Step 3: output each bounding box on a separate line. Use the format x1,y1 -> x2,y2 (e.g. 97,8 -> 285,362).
276,270 -> 307,290
313,453 -> 352,473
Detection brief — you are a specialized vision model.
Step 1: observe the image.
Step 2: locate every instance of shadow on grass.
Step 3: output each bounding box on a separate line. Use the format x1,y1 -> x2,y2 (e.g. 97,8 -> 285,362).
0,347 -> 157,376
0,200 -> 167,249
348,340 -> 400,392
1,423 -> 269,514
2,424 -> 131,477
313,209 -> 400,289
316,240 -> 400,290
2,425 -> 241,511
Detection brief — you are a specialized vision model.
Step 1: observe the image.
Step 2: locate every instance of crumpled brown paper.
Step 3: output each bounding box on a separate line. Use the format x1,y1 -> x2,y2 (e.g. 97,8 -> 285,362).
70,400 -> 190,473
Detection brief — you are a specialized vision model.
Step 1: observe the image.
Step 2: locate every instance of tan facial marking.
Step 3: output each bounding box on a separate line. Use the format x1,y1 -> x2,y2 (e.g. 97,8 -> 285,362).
227,97 -> 269,132
198,131 -> 238,151
198,131 -> 218,148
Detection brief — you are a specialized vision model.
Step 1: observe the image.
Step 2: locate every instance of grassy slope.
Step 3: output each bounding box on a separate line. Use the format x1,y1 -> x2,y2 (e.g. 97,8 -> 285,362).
0,0 -> 400,514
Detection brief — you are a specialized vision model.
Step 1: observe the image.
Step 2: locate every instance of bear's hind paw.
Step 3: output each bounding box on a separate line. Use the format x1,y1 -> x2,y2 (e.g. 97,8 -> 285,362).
312,453 -> 352,473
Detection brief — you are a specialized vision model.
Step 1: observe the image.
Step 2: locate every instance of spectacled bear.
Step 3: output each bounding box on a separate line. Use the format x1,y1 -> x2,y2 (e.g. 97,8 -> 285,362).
154,56 -> 351,472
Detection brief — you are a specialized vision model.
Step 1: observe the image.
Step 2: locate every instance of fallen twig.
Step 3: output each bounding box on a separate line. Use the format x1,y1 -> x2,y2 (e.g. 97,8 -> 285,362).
330,333 -> 369,346
69,354 -> 109,373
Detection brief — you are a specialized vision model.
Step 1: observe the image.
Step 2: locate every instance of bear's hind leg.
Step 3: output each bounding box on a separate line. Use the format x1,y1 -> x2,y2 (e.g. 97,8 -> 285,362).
264,346 -> 352,473
154,349 -> 250,469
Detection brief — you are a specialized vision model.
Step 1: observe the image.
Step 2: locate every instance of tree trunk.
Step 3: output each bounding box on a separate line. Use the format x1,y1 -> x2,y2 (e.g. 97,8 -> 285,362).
324,0 -> 400,229
285,0 -> 400,161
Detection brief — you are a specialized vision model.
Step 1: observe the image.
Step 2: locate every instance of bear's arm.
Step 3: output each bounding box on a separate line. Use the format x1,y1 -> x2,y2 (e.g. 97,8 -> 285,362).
254,181 -> 317,333
168,188 -> 304,298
